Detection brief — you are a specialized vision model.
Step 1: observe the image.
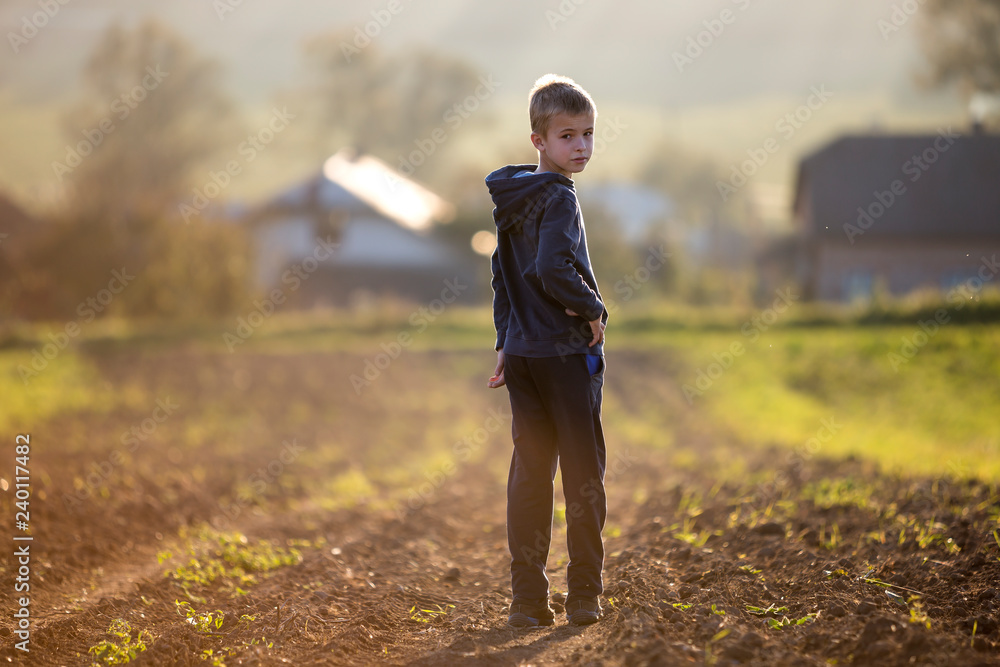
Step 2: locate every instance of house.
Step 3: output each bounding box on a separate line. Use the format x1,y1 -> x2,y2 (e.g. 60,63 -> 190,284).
246,149 -> 480,307
782,131 -> 1000,301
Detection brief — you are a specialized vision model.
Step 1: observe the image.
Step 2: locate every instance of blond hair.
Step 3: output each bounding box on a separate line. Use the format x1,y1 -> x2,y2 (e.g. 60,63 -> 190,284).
528,74 -> 597,138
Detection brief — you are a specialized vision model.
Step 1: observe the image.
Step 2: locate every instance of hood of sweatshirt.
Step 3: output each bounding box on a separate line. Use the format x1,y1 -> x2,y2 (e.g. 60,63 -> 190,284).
485,164 -> 575,232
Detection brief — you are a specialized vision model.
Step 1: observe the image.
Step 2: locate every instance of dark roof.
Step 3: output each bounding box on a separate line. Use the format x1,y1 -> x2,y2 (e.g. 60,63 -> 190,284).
793,133 -> 1000,240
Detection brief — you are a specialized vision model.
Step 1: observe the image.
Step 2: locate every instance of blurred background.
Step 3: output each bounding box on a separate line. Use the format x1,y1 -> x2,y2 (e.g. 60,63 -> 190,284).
2,0 -> 998,321
2,4 -> 1000,662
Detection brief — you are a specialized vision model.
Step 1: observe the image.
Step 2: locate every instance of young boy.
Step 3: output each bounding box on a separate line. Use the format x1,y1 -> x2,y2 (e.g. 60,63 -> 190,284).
485,74 -> 608,628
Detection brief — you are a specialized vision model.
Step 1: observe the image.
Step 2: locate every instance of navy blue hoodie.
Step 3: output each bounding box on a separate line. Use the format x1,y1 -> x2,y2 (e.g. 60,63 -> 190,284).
486,164 -> 607,358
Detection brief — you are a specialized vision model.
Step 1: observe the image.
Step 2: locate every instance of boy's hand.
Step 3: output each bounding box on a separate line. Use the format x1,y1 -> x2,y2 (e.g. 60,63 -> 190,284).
566,309 -> 606,347
488,349 -> 506,388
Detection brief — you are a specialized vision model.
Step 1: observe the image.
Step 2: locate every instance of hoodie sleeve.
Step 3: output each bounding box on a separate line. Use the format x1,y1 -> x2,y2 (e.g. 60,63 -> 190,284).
490,244 -> 510,351
535,194 -> 605,321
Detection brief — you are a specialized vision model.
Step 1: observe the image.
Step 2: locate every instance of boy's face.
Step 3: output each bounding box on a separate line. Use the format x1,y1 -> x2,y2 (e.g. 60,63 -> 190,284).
531,112 -> 595,178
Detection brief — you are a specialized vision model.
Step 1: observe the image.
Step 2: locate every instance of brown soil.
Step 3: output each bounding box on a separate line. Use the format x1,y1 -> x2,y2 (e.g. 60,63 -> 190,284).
2,347 -> 999,666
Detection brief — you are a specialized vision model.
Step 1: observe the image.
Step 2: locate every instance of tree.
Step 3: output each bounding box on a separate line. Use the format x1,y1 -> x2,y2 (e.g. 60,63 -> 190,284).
300,32 -> 483,168
62,19 -> 238,221
19,20 -> 252,322
637,139 -> 734,225
919,0 -> 1000,94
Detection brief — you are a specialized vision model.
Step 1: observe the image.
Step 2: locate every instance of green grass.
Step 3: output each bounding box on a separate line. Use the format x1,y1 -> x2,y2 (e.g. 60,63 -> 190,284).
662,324 -> 1000,478
3,307 -> 998,484
0,350 -> 120,435
88,619 -> 152,666
165,526 -> 308,602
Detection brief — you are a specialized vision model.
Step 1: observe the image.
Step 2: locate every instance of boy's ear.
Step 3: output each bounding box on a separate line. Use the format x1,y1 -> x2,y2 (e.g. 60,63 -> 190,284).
530,131 -> 545,152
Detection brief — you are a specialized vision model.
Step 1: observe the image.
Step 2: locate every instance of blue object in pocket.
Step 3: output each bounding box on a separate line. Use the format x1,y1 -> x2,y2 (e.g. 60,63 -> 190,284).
585,354 -> 602,376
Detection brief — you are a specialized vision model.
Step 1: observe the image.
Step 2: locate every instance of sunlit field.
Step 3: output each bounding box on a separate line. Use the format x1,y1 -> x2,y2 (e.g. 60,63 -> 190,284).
2,309 -> 999,664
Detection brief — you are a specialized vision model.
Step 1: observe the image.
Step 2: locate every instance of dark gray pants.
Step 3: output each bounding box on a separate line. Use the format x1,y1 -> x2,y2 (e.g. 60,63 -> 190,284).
503,353 -> 607,604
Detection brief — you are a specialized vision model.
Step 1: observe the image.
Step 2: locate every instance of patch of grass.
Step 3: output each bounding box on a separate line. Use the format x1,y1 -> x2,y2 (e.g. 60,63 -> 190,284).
662,324 -> 1000,479
818,522 -> 842,551
804,478 -> 880,512
175,600 -> 225,633
408,604 -> 454,623
907,596 -> 931,629
165,526 -> 305,599
88,619 -> 152,666
670,515 -> 718,547
767,613 -> 818,630
318,468 -> 376,510
894,515 -> 961,553
746,604 -> 789,616
0,352 -> 119,436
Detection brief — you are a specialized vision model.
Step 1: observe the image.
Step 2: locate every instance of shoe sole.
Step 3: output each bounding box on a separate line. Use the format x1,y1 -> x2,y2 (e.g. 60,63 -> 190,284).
567,610 -> 600,626
508,612 -> 554,628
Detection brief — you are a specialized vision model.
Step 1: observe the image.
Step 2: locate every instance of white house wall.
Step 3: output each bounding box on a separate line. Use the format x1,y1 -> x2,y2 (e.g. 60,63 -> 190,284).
254,215 -> 317,287
333,216 -> 456,268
